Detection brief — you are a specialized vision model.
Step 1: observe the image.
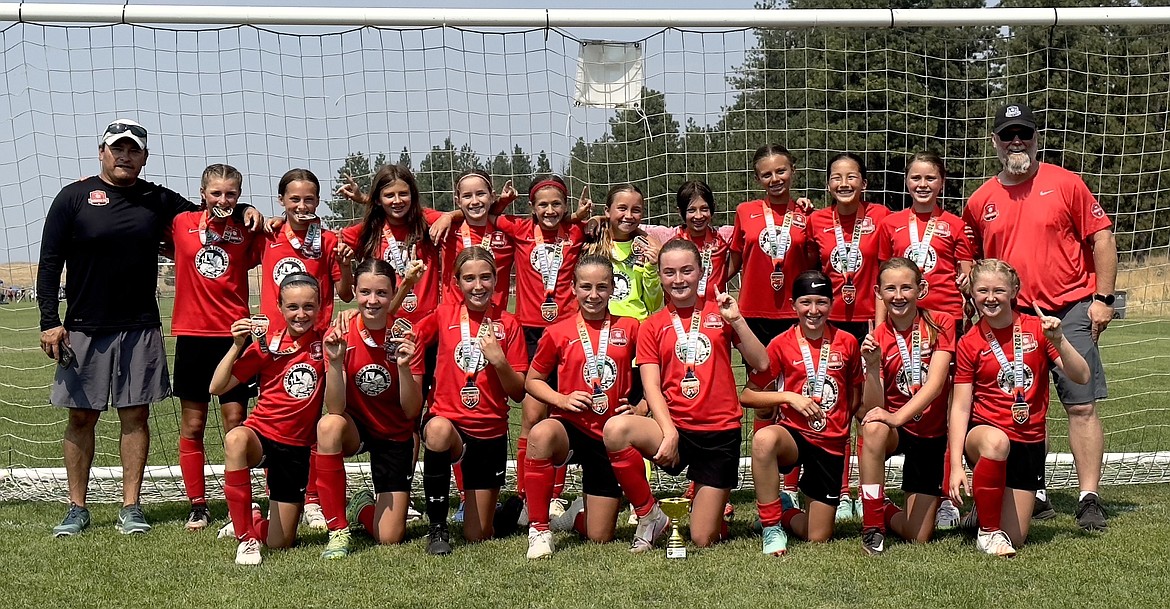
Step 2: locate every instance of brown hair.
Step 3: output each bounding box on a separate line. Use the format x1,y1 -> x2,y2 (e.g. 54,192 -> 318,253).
201,164 -> 243,190
453,245 -> 497,279
877,257 -> 944,346
278,168 -> 320,197
357,164 -> 426,263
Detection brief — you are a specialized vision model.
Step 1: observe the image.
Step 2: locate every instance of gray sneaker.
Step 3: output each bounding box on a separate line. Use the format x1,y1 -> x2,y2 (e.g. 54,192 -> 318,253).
116,504 -> 152,534
53,504 -> 91,538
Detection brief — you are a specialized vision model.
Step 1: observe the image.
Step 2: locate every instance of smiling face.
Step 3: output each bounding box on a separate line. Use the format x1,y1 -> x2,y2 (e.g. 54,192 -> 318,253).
905,160 -> 943,209
457,259 -> 496,311
794,294 -> 831,336
279,285 -> 320,336
994,127 -> 1038,176
574,262 -> 613,319
876,265 -> 922,321
531,186 -> 567,231
754,154 -> 794,202
827,157 -> 866,206
280,180 -> 320,228
98,140 -> 147,186
683,197 -> 713,235
201,177 -> 241,217
658,248 -> 702,307
971,270 -> 1018,325
355,272 -> 394,327
456,175 -> 494,224
607,190 -> 644,240
378,179 -> 413,224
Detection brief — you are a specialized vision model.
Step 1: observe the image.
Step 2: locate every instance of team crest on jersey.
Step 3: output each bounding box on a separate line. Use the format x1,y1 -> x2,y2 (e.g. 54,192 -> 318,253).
860,215 -> 877,234
827,350 -> 845,371
1091,202 -> 1106,219
87,190 -> 109,206
983,203 -> 999,222
454,339 -> 490,373
309,341 -> 324,361
828,245 -> 863,274
610,327 -> 629,346
195,246 -> 229,279
355,364 -> 391,397
273,257 -> 308,286
283,363 -> 318,399
1021,333 -> 1038,353
221,225 -> 244,244
490,231 -> 508,249
612,270 -> 632,301
895,363 -> 932,398
673,333 -> 713,366
996,364 -> 1035,396
703,313 -> 724,329
792,213 -> 807,229
580,356 -> 619,391
933,221 -> 952,238
803,376 -> 840,432
903,243 -> 939,273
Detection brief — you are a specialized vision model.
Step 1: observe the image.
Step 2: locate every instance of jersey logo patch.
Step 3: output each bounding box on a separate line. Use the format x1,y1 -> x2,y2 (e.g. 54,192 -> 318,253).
195,246 -> 229,279
861,216 -> 877,234
1021,333 -> 1038,353
1091,202 -> 1106,219
273,257 -> 308,286
983,203 -> 999,222
610,327 -> 628,346
490,231 -> 508,249
283,363 -> 318,399
827,351 -> 844,371
88,190 -> 109,206
355,364 -> 391,397
612,270 -> 632,301
703,313 -> 724,329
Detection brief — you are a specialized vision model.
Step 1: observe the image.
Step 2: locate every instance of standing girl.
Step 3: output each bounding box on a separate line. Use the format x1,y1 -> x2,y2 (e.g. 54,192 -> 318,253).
439,170 -> 517,307
641,180 -> 732,302
584,184 -> 663,322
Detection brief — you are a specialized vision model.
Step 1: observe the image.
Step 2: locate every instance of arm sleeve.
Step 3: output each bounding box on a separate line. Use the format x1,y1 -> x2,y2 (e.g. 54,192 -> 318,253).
953,335 -> 977,384
635,319 -> 660,368
1068,177 -> 1113,240
729,208 -> 745,254
960,203 -> 984,260
876,219 -> 893,261
638,264 -> 663,313
37,191 -> 73,330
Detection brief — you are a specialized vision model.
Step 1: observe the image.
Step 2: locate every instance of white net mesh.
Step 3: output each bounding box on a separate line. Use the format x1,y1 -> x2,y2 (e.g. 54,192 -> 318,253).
1,17 -> 1168,502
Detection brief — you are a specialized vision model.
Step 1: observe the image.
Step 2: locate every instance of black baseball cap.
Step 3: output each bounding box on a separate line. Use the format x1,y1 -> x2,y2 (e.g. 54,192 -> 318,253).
992,103 -> 1037,133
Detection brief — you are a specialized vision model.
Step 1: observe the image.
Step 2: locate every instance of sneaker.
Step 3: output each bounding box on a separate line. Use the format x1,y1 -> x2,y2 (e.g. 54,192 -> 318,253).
835,497 -> 855,523
551,497 -> 584,533
321,528 -> 351,559
854,496 -> 865,520
116,504 -> 152,535
935,499 -> 961,530
517,502 -> 530,527
217,519 -> 237,539
427,523 -> 453,555
347,489 -> 376,532
782,490 -> 801,511
1032,495 -> 1057,521
527,527 -> 555,559
452,501 -> 466,524
302,502 -> 327,530
548,498 -> 568,519
1075,493 -> 1109,532
185,504 -> 211,531
406,504 -> 422,523
959,505 -> 979,532
762,524 -> 788,556
861,527 -> 885,556
235,538 -> 263,565
976,528 -> 1017,557
629,505 -> 670,554
52,503 -> 91,538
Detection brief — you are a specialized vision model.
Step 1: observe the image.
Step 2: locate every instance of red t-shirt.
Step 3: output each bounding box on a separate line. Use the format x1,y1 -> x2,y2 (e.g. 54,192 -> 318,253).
530,314 -> 640,440
233,329 -> 326,447
730,200 -> 813,319
963,162 -> 1113,311
871,312 -> 956,439
439,220 -> 515,308
876,208 -> 974,324
168,211 -> 263,336
954,313 -> 1061,443
496,216 -> 584,327
806,202 -> 891,323
340,314 -> 414,442
674,227 -> 731,302
636,301 -> 742,432
748,325 -> 862,455
338,211 -> 443,326
411,303 -> 528,439
259,224 -> 342,332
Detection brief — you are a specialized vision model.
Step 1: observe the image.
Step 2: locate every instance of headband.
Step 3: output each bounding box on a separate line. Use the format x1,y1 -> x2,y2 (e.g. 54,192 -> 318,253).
528,179 -> 568,200
791,273 -> 834,300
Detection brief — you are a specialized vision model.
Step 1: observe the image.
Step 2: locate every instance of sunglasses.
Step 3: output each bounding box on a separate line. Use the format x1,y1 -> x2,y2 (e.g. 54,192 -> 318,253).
104,122 -> 148,139
997,127 -> 1035,142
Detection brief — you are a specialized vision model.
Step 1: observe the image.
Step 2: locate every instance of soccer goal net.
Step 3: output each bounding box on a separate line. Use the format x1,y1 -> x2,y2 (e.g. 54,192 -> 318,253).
1,5 -> 1168,503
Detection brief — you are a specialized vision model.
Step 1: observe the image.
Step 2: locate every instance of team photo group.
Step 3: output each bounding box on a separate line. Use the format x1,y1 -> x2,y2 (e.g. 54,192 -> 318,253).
36,101 -> 1116,567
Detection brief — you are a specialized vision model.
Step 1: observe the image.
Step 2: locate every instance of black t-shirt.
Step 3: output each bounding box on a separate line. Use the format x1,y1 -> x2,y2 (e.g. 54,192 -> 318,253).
37,176 -> 196,333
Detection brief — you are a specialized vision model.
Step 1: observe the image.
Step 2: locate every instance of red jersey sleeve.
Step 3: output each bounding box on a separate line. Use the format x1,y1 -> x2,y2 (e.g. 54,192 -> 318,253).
502,315 -> 529,374
530,329 -> 561,377
960,205 -> 984,260
1068,178 -> 1113,240
747,337 -> 784,389
423,207 -> 445,225
876,217 -> 894,261
635,317 -> 662,370
1044,333 -> 1061,363
339,223 -> 361,250
230,342 -> 265,383
953,216 -> 975,263
953,331 -> 979,385
730,209 -> 746,253
493,214 -> 528,240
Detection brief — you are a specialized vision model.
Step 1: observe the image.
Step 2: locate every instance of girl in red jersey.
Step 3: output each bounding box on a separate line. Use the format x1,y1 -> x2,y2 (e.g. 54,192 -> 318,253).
168,164 -> 263,531
412,246 -> 528,555
210,273 -> 327,566
603,239 -> 768,552
438,170 -> 518,307
742,270 -> 863,557
856,258 -> 956,555
876,152 -> 974,328
313,258 -> 424,560
522,255 -> 640,558
948,260 -> 1089,557
641,180 -> 732,302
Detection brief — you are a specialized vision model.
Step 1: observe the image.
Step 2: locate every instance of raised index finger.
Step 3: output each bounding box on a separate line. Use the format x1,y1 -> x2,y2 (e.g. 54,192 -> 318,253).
1031,301 -> 1047,317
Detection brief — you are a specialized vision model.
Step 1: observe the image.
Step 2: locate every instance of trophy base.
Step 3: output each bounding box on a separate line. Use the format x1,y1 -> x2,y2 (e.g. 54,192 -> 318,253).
667,545 -> 688,559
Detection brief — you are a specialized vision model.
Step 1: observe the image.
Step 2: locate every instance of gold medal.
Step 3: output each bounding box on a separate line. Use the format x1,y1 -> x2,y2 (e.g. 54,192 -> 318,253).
680,373 -> 701,400
403,292 -> 418,313
541,301 -> 559,322
842,283 -> 857,305
770,271 -> 785,291
460,385 -> 481,409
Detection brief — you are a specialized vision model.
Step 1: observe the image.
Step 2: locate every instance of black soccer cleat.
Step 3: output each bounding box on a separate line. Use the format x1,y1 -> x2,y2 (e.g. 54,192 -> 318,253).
861,528 -> 885,556
1032,495 -> 1057,521
1075,494 -> 1109,532
427,523 -> 453,555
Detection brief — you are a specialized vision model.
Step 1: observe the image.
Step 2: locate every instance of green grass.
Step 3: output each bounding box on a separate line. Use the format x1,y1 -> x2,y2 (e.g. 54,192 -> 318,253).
0,485 -> 1167,608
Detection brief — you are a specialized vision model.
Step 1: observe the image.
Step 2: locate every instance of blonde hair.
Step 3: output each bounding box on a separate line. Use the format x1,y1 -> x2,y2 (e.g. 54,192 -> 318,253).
453,245 -> 497,279
585,183 -> 648,259
968,259 -> 1021,294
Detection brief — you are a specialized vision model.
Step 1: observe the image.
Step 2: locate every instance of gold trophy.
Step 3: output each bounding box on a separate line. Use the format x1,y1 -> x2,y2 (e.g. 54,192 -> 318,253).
659,497 -> 691,559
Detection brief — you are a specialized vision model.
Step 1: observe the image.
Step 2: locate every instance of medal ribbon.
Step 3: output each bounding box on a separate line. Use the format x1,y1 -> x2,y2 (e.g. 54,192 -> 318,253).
534,224 -> 566,303
381,225 -> 410,276
459,305 -> 493,386
982,317 -> 1025,402
266,330 -> 304,356
796,328 -> 833,402
284,220 -> 322,257
576,314 -> 611,393
356,315 -> 388,354
669,306 -> 703,378
907,211 -> 939,271
460,222 -> 493,251
198,210 -> 223,246
761,200 -> 794,274
681,227 -> 715,297
832,206 -> 865,286
893,316 -> 924,393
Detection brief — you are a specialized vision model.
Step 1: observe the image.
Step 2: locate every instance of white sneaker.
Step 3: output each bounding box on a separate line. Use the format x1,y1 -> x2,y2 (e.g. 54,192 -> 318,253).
517,502 -> 530,527
406,505 -> 422,524
526,527 -> 555,559
976,529 -> 1017,558
551,497 -> 584,533
936,499 -> 961,530
627,509 -> 639,525
302,502 -> 327,530
235,538 -> 263,565
782,490 -> 801,511
548,498 -> 568,519
629,505 -> 670,554
217,502 -> 261,540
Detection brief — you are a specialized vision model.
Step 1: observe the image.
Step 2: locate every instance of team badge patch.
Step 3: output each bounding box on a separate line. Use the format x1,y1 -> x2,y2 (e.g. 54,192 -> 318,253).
194,246 -> 229,279
355,364 -> 391,397
88,190 -> 109,206
703,313 -> 724,329
983,203 -> 999,222
490,231 -> 508,249
827,351 -> 844,371
283,363 -> 318,399
610,327 -> 628,346
1091,203 -> 1106,219
612,270 -> 632,301
860,215 -> 877,234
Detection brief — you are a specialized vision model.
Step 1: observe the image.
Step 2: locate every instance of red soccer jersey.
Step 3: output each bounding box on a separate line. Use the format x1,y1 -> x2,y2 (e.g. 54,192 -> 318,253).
530,314 -> 640,440
259,223 -> 342,332
496,216 -> 584,327
748,325 -> 862,455
872,312 -> 956,439
730,200 -> 813,319
233,328 -> 326,447
675,227 -> 731,302
636,301 -> 742,432
169,211 -> 263,336
963,162 -> 1113,311
439,220 -> 515,308
806,202 -> 891,323
338,210 -> 443,326
411,303 -> 528,439
877,208 -> 974,324
340,314 -> 414,442
954,313 -> 1061,443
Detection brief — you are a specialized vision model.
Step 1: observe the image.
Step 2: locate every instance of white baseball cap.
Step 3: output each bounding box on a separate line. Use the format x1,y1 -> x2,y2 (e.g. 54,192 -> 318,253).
100,119 -> 148,149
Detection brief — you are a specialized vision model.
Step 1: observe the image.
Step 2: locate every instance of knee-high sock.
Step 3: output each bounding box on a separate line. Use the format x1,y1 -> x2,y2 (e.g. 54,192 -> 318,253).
783,469 -> 801,493
840,437 -> 855,495
608,447 -> 655,518
316,452 -> 348,531
305,446 -> 320,504
552,464 -> 567,499
758,498 -> 783,528
515,437 -> 528,500
424,448 -> 453,525
524,457 -> 554,532
224,468 -> 256,541
861,483 -> 886,531
178,436 -> 206,505
972,457 -> 1007,532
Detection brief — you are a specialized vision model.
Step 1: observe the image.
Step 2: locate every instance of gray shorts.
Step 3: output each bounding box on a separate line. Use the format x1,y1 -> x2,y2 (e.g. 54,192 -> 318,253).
1032,299 -> 1108,407
51,328 -> 171,411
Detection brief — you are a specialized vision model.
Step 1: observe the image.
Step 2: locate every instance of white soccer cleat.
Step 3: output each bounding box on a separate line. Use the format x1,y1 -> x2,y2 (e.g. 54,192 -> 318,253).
548,498 -> 568,519
526,527 -> 555,559
216,519 -> 236,540
629,505 -> 670,554
976,529 -> 1017,558
235,538 -> 263,565
551,497 -> 584,533
935,499 -> 961,530
406,505 -> 423,524
302,502 -> 327,530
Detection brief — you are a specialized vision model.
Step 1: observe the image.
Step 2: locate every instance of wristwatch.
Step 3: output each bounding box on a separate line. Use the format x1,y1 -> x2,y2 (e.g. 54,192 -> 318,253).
1094,293 -> 1116,306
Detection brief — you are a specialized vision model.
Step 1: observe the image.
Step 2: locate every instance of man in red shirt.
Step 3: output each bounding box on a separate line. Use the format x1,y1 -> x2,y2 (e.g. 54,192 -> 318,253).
964,103 -> 1117,532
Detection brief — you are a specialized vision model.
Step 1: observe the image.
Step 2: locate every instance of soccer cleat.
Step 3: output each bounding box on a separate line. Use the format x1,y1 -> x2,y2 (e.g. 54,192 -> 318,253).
218,502 -> 261,540
116,503 -> 152,535
629,505 -> 670,554
527,527 -> 555,559
235,538 -> 263,565
861,527 -> 885,556
762,524 -> 788,556
302,502 -> 327,530
426,523 -> 453,556
347,489 -> 376,532
452,500 -> 466,524
185,504 -> 211,531
782,490 -> 801,511
1075,493 -> 1109,532
959,505 -> 979,532
976,529 -> 1017,557
854,496 -> 864,520
548,498 -> 568,519
406,504 -> 423,524
1032,495 -> 1057,520
321,528 -> 351,559
835,497 -> 855,523
935,499 -> 961,530
551,497 -> 584,533
517,502 -> 530,527
53,503 -> 91,538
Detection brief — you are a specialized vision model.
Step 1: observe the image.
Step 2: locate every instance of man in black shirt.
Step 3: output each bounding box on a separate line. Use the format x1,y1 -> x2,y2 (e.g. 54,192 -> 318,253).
37,119 -> 260,536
